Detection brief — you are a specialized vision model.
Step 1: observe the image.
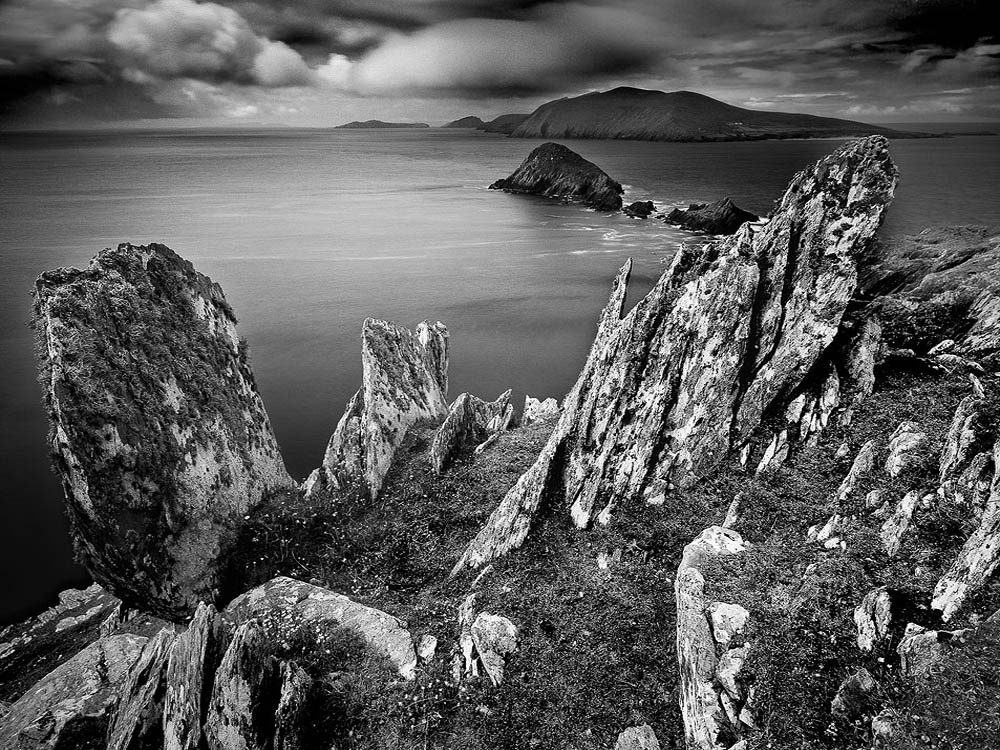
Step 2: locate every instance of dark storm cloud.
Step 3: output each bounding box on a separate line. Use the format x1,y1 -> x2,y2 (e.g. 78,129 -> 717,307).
0,0 -> 997,122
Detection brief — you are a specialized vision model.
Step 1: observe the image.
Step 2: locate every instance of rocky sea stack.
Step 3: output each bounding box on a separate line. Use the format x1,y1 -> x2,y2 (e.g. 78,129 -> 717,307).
665,197 -> 760,235
4,137 -> 1000,750
489,142 -> 624,211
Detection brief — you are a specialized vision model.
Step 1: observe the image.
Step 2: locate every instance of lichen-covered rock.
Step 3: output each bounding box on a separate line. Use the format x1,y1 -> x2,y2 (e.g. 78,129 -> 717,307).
163,602 -> 230,750
854,587 -> 892,652
521,395 -> 560,426
107,627 -> 176,750
310,318 -> 449,499
0,584 -> 124,700
470,613 -> 518,687
884,421 -> 927,477
614,723 -> 661,749
932,439 -> 1000,620
203,622 -> 278,750
675,526 -> 753,750
840,309 -> 883,414
430,390 -> 512,474
273,661 -> 312,750
489,142 -> 623,211
665,198 -> 759,235
836,441 -> 878,503
881,491 -> 920,556
0,633 -> 147,750
896,623 -> 967,677
225,576 -> 416,679
34,243 -> 292,619
455,136 -> 898,573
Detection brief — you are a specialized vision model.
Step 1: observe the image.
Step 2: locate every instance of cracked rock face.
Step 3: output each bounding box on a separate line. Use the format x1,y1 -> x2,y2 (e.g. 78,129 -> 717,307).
456,136 -> 898,573
311,318 -> 449,499
675,526 -> 754,750
34,243 -> 292,620
489,142 -> 624,211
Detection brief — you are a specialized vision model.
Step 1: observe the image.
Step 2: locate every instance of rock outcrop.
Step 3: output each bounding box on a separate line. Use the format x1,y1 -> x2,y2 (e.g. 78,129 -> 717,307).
896,623 -> 967,677
34,243 -> 292,619
665,198 -> 759,235
854,587 -> 892,652
615,724 -> 662,749
489,142 -> 624,211
225,576 -> 417,679
830,668 -> 877,719
521,395 -> 559,426
675,526 -> 753,750
430,390 -> 513,474
469,613 -> 518,687
307,318 -> 450,499
107,628 -> 176,750
0,633 -> 148,749
455,136 -> 898,573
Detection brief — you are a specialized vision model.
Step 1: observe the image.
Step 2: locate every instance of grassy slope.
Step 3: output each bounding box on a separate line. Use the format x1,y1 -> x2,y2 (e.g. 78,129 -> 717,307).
224,365 -> 998,749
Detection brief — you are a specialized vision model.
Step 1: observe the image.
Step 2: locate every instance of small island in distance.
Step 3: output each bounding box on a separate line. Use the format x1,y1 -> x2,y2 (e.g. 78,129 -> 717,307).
335,120 -> 431,129
435,87 -> 933,141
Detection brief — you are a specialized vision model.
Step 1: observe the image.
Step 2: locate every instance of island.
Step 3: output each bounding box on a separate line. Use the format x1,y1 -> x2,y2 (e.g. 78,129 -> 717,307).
334,120 -> 431,129
442,116 -> 485,129
508,87 -> 929,141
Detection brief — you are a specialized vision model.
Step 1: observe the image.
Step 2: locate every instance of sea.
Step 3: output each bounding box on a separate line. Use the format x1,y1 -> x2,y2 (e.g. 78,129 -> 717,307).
1,126 -> 998,624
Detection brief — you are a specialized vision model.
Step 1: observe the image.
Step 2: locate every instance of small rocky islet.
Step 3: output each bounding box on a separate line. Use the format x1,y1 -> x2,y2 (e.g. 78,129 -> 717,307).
2,136 -> 1000,750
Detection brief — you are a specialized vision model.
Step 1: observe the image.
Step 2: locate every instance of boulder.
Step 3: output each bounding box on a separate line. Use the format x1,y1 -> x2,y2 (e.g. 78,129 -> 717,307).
830,668 -> 878,719
623,201 -> 656,219
0,633 -> 147,749
308,318 -> 449,499
470,613 -> 518,687
665,198 -> 759,235
522,395 -> 559,426
430,390 -> 512,474
854,587 -> 892,652
34,243 -> 292,619
884,421 -> 927,477
455,136 -> 898,573
614,724 -> 661,749
489,142 -> 624,211
225,576 -> 417,679
932,439 -> 1000,620
896,623 -> 967,677
675,526 -> 753,750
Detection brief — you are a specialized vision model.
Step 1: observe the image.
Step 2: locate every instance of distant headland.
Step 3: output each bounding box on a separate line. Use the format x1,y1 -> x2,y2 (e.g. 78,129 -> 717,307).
335,120 -> 431,129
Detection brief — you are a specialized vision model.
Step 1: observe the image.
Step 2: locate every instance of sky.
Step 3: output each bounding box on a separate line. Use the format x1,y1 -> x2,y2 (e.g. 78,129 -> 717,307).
0,0 -> 997,128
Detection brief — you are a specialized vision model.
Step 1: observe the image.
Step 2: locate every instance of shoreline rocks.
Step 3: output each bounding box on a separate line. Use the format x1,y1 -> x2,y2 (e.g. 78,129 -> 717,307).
665,198 -> 759,235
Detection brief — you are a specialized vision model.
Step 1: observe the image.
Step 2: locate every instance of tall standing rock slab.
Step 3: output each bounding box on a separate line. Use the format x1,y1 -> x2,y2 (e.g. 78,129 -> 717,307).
309,318 -> 449,499
489,142 -> 624,211
456,136 -> 898,573
34,243 -> 292,619
675,526 -> 753,750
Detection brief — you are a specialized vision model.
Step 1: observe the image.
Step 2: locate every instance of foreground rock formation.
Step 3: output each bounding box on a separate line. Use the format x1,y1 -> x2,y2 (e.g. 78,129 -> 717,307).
456,135 -> 899,573
306,318 -> 450,499
665,198 -> 759,235
489,142 -> 624,211
33,243 -> 292,619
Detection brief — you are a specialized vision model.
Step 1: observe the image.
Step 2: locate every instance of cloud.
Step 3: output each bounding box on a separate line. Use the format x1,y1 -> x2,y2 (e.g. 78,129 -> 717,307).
345,3 -> 666,95
107,0 -> 312,85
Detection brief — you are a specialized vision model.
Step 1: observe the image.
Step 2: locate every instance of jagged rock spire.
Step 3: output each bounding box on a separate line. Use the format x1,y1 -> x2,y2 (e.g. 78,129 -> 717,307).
455,136 -> 898,574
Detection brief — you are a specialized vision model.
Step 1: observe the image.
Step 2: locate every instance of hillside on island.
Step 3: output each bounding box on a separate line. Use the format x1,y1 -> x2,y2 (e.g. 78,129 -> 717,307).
442,116 -> 485,129
510,87 -> 927,141
3,138 -> 999,750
